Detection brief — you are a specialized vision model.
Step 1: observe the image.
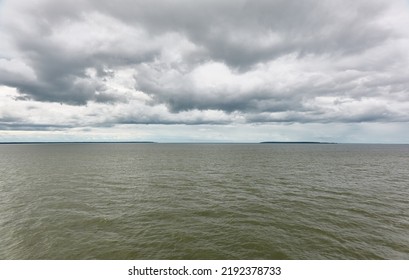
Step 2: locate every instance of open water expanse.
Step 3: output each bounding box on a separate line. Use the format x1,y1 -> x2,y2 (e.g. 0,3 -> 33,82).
0,143 -> 408,259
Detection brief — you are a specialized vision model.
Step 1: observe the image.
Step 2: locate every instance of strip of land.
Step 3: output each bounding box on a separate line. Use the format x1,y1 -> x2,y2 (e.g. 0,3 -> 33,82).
0,141 -> 156,144
260,141 -> 337,144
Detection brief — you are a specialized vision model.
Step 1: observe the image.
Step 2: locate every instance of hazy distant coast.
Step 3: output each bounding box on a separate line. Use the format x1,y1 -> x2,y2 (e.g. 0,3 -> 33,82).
0,141 -> 338,144
260,141 -> 337,144
0,141 -> 157,144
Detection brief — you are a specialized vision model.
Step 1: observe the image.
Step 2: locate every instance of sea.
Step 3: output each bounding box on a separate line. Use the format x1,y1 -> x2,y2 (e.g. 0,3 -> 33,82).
0,143 -> 408,259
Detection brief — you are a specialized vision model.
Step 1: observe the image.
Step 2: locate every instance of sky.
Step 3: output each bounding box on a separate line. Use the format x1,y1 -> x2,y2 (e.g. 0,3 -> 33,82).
1,0 -> 409,143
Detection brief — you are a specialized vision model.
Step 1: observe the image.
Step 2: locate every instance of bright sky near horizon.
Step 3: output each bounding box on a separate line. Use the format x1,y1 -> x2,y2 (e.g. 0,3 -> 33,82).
1,0 -> 409,143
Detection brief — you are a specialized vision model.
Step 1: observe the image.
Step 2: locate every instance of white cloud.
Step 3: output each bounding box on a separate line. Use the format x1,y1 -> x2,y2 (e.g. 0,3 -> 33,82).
1,0 -> 409,142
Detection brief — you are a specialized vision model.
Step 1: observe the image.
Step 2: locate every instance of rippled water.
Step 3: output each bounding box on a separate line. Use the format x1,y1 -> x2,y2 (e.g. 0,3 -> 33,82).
0,143 -> 408,259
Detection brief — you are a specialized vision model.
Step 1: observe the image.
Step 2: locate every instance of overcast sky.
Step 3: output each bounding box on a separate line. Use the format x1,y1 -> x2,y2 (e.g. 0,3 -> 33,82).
1,0 -> 409,143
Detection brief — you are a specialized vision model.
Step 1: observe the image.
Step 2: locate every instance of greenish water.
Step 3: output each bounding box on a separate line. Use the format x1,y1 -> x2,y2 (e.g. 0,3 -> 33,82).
0,143 -> 408,259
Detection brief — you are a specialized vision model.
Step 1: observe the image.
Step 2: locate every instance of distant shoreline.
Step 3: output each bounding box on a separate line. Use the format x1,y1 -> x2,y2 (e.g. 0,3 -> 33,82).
1,142 -> 407,145
0,141 -> 157,144
260,141 -> 337,144
0,141 -> 335,144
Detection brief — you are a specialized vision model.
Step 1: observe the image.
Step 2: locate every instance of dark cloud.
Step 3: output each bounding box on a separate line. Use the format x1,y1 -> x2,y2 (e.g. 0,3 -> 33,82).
0,0 -> 409,129
0,122 -> 71,131
95,0 -> 393,66
1,1 -> 159,104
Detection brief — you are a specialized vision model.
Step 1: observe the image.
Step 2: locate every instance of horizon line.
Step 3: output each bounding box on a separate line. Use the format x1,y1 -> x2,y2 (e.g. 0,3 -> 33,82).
0,141 -> 408,145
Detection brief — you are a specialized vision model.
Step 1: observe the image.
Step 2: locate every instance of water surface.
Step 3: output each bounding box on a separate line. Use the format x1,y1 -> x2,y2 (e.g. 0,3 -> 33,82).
0,143 -> 408,259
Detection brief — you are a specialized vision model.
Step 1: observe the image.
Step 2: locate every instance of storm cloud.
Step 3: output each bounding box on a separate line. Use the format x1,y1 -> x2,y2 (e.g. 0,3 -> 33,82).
1,0 -> 409,142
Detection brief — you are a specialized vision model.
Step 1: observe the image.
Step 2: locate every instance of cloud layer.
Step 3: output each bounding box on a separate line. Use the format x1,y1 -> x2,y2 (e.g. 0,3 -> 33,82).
1,0 -> 409,141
